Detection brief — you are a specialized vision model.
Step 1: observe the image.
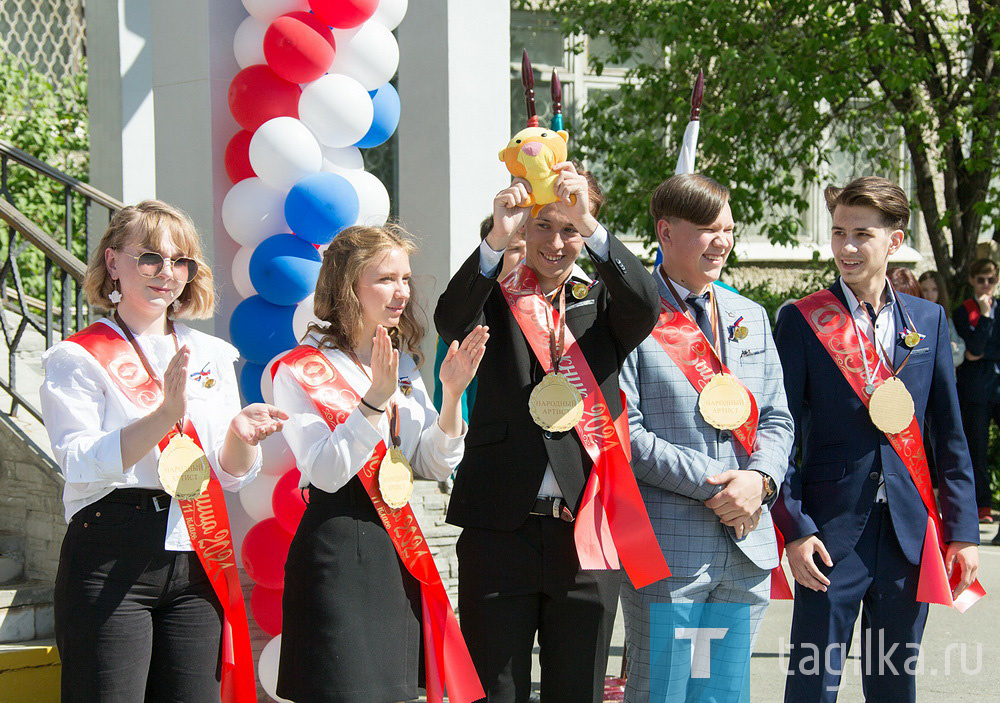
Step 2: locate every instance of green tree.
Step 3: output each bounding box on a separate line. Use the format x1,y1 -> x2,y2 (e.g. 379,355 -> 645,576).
537,0 -> 1000,296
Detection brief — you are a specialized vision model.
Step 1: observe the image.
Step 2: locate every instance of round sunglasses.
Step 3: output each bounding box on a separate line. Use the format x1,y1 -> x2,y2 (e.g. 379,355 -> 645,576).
118,250 -> 199,281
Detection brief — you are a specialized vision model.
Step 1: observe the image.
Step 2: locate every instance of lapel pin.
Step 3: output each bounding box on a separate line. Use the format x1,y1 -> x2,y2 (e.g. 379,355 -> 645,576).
728,316 -> 749,342
398,376 -> 413,396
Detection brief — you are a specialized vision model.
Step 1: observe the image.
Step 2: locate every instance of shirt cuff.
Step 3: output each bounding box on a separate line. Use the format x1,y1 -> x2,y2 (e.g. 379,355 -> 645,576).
214,445 -> 263,492
478,238 -> 505,278
88,427 -> 126,481
586,224 -> 610,262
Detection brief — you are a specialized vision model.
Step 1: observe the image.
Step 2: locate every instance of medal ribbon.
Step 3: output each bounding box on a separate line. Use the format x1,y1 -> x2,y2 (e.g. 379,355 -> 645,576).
500,263 -> 670,588
651,291 -> 793,600
794,291 -> 985,612
67,322 -> 257,702
276,346 -> 485,703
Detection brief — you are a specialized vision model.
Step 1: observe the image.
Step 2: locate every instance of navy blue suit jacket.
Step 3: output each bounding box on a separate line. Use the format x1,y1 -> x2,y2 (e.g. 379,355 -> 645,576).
772,281 -> 979,566
953,299 -> 1000,404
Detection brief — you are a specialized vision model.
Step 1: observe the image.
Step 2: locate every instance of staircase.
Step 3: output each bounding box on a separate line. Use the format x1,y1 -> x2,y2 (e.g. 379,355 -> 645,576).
0,139 -> 123,701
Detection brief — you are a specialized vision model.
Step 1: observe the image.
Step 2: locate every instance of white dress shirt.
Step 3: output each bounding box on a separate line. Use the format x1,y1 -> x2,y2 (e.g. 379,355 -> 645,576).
272,338 -> 465,494
840,278 -> 898,503
40,318 -> 262,550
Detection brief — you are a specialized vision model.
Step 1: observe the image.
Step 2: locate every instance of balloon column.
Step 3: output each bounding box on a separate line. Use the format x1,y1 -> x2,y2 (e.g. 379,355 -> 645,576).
224,1 -> 407,699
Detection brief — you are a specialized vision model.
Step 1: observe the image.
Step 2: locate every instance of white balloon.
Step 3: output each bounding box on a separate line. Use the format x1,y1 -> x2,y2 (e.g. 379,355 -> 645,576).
261,432 -> 297,477
328,21 -> 400,91
341,170 -> 390,227
260,350 -> 286,405
222,178 -> 289,248
321,145 -> 365,174
249,117 -> 323,191
233,16 -> 267,69
298,74 -> 374,148
239,472 -> 279,522
371,0 -> 408,31
241,0 -> 308,23
292,294 -> 321,342
258,635 -> 293,703
231,245 -> 257,299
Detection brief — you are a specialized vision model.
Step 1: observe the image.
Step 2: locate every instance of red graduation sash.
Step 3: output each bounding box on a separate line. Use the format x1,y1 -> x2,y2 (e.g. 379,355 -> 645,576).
68,322 -> 256,703
650,296 -> 793,600
276,346 -> 485,703
500,263 -> 670,588
794,291 -> 985,612
962,299 -> 981,329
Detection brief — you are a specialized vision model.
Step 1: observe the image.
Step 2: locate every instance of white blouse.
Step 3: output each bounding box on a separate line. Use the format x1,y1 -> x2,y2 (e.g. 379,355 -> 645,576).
272,338 -> 464,494
40,318 -> 262,550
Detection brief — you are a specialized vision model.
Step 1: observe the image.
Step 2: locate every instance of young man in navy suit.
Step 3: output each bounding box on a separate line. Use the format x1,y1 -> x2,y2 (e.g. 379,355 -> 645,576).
772,176 -> 980,702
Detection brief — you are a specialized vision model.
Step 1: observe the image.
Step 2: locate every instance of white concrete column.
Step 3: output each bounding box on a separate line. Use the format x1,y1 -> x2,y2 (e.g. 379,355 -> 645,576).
397,0 -> 511,381
86,0 -> 157,205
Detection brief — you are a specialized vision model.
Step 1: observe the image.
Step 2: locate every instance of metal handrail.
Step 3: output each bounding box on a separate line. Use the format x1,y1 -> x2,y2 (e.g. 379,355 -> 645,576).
0,139 -> 121,421
0,139 -> 124,211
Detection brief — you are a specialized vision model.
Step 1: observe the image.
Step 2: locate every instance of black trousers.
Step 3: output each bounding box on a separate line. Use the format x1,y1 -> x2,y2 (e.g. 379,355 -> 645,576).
457,517 -> 622,703
54,489 -> 223,703
959,400 -> 999,509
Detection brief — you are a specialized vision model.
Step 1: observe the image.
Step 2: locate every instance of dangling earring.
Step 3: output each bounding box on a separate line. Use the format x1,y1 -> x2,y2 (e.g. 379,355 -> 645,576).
108,279 -> 122,306
172,297 -> 181,313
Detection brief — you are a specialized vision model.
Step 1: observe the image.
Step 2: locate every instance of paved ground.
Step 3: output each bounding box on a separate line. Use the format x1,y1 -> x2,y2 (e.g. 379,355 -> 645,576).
519,523 -> 1000,701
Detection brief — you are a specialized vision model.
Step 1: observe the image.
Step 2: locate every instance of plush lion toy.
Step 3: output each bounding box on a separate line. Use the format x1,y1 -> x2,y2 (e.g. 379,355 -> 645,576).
499,127 -> 571,217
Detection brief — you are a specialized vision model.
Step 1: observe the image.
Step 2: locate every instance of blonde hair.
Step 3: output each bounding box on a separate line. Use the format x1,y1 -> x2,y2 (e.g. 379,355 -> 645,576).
308,224 -> 425,365
84,200 -> 215,319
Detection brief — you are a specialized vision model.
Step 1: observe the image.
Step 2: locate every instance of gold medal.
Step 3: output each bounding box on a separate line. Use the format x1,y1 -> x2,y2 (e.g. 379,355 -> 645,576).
734,326 -> 749,340
158,434 -> 211,500
572,282 -> 589,300
904,331 -> 920,348
868,376 -> 914,435
529,372 -> 584,432
378,447 -> 414,509
698,373 -> 752,430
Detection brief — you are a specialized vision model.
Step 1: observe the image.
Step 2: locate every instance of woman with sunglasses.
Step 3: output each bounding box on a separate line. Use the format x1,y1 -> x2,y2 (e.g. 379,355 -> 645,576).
40,199 -> 288,702
953,258 -> 1000,525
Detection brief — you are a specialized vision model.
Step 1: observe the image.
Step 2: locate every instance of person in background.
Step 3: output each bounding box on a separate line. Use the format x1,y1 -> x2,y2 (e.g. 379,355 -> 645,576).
952,258 -> 1000,524
887,266 -> 921,298
918,270 -> 965,367
41,200 -> 285,702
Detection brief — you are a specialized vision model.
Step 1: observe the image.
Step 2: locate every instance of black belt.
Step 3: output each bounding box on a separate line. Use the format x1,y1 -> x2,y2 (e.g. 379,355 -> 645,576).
529,496 -> 574,522
100,488 -> 171,513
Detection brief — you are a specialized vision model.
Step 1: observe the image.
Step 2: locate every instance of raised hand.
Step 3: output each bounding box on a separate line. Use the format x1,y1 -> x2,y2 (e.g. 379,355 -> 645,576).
229,403 -> 289,446
486,180 -> 532,252
160,344 -> 190,423
551,161 -> 597,236
363,325 -> 400,410
439,325 -> 489,397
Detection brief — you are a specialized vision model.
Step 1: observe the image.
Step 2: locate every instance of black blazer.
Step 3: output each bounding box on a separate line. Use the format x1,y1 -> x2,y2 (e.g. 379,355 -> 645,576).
953,299 -> 1000,404
434,235 -> 659,531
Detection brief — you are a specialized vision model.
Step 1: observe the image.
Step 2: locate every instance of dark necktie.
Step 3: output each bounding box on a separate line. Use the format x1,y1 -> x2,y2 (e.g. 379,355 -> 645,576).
686,294 -> 714,344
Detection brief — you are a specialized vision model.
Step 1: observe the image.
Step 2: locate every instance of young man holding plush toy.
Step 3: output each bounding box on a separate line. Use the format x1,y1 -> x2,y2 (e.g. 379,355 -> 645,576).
435,155 -> 665,702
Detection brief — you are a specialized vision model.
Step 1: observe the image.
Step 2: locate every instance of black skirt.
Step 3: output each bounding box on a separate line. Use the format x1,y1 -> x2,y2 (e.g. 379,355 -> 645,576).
276,478 -> 423,703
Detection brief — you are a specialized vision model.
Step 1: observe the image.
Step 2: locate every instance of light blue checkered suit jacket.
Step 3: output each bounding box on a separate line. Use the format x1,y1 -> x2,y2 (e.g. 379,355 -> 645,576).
620,275 -> 794,573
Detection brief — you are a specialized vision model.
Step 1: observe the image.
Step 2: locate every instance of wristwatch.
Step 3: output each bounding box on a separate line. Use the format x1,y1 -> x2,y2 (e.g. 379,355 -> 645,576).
755,471 -> 776,499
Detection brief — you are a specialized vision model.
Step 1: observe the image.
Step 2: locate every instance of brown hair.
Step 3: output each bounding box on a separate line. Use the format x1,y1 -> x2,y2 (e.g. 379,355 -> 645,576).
83,200 -> 215,318
307,224 -> 425,365
969,258 -> 998,278
578,165 -> 605,217
649,173 -> 730,225
918,270 -> 951,315
824,176 -> 909,231
888,266 -> 920,298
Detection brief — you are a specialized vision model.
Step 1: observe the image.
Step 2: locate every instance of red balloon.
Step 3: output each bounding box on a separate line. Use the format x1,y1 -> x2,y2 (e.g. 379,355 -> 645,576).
264,12 -> 336,84
241,517 -> 293,589
250,584 -> 283,637
272,468 -> 309,535
228,65 -> 301,132
224,130 -> 256,184
309,0 -> 378,29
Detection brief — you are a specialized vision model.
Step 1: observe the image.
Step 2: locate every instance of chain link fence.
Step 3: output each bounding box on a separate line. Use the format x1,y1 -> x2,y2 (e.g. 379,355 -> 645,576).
0,0 -> 86,86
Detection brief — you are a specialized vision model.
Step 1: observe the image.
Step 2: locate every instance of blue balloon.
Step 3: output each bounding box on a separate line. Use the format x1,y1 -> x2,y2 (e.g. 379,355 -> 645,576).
249,233 -> 322,306
355,83 -> 400,149
239,362 -> 266,405
284,172 -> 359,245
230,295 -> 297,365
